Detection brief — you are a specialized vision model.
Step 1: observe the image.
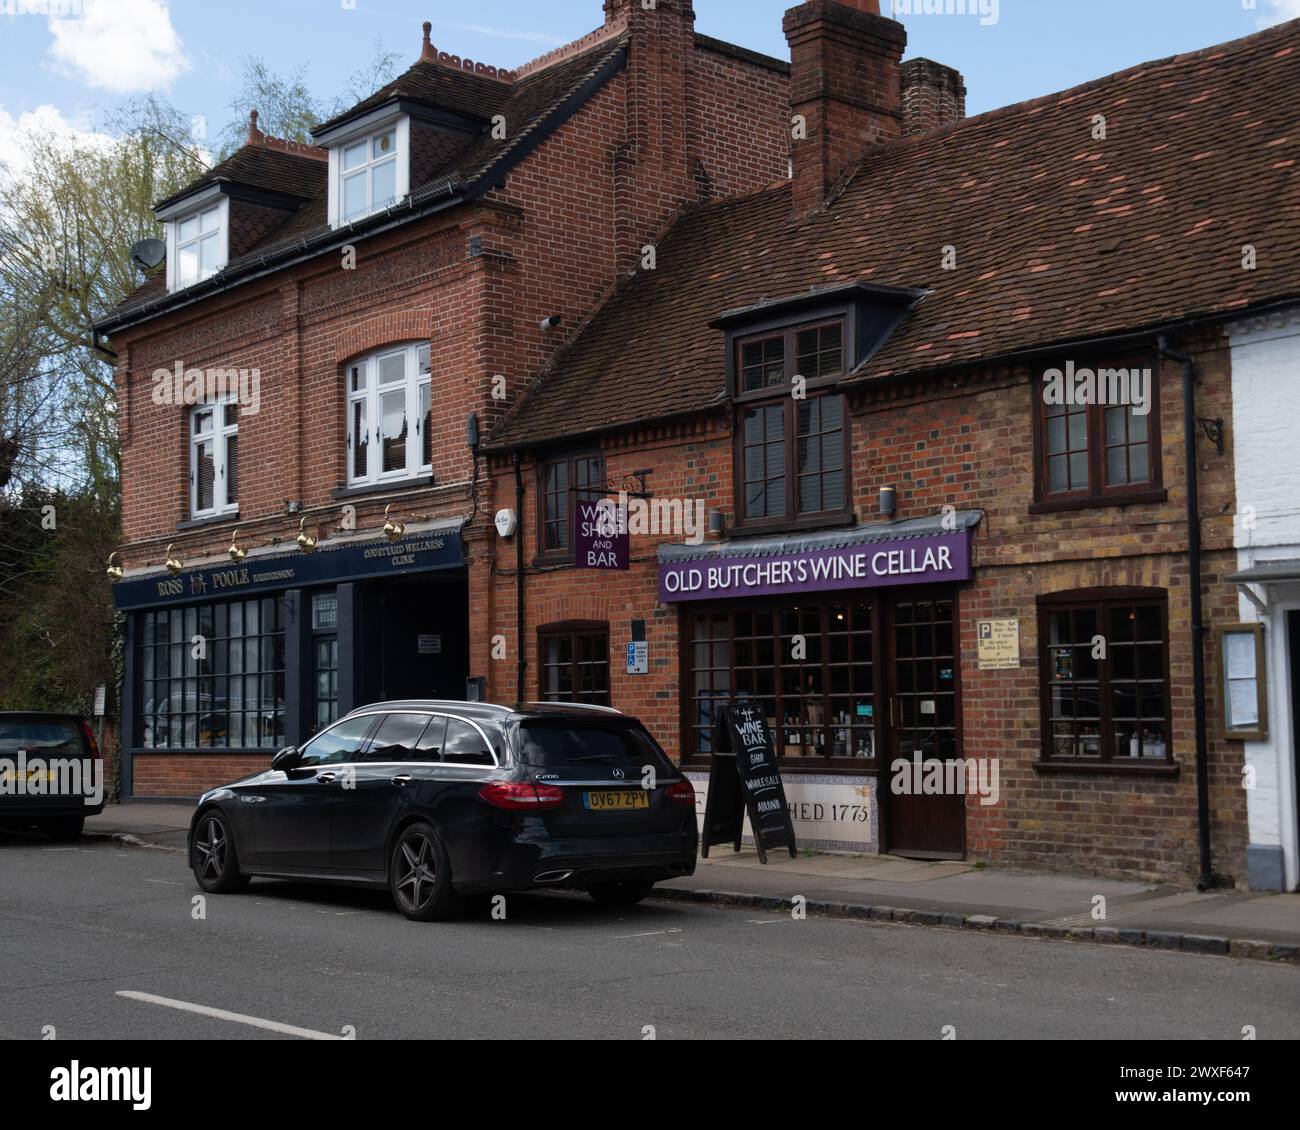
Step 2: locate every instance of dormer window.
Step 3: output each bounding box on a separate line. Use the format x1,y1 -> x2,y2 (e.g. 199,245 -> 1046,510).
164,196 -> 229,293
325,115 -> 410,228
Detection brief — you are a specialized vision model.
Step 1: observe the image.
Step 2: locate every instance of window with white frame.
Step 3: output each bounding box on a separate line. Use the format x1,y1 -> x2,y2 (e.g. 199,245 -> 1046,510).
191,401 -> 239,518
346,343 -> 433,487
170,201 -> 228,290
340,126 -> 399,223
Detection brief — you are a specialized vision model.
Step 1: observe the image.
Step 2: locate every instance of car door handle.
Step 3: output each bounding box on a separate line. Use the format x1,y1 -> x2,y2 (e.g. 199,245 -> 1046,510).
317,772 -> 338,784
391,775 -> 412,787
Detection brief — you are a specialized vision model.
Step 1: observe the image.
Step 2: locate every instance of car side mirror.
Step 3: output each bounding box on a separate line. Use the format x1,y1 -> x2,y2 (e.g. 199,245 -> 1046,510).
271,746 -> 300,772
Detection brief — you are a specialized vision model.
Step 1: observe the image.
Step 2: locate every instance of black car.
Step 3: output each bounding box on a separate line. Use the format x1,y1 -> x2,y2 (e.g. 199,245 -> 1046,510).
188,701 -> 698,920
0,712 -> 106,840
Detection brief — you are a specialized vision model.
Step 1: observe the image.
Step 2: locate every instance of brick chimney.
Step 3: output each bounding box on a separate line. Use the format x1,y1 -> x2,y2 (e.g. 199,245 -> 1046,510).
605,0 -> 698,274
901,57 -> 966,136
784,0 -> 906,214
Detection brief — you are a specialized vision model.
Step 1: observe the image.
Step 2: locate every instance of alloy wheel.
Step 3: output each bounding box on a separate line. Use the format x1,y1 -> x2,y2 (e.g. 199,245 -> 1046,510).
395,833 -> 437,913
195,816 -> 227,883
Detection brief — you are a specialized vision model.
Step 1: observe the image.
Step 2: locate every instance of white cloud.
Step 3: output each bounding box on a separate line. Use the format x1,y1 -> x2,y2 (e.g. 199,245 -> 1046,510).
47,0 -> 189,93
0,103 -> 113,184
1260,0 -> 1300,27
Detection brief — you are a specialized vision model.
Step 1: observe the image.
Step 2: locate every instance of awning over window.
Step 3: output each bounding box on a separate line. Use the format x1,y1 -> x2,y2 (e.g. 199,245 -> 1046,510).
1227,559 -> 1300,585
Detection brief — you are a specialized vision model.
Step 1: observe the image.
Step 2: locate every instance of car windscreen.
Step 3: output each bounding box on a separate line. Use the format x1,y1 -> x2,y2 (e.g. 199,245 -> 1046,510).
0,719 -> 82,757
515,720 -> 676,776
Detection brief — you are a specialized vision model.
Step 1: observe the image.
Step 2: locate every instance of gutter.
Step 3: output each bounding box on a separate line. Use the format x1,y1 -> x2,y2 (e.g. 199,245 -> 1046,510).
513,452 -> 527,704
1158,335 -> 1215,892
96,45 -> 629,340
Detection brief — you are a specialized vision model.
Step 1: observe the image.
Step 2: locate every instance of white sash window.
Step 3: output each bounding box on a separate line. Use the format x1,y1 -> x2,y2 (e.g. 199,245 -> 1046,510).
346,343 -> 433,486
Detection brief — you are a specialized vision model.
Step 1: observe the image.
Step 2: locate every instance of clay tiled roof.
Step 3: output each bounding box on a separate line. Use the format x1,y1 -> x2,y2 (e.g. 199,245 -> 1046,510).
490,18 -> 1300,450
154,144 -> 326,212
99,35 -> 628,330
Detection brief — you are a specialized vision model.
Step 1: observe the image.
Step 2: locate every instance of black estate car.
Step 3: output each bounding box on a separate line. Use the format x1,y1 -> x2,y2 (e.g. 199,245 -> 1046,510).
188,701 -> 698,920
0,712 -> 105,840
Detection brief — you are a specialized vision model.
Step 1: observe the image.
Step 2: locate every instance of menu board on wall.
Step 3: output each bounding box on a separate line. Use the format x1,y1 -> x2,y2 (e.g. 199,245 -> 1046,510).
702,703 -> 797,864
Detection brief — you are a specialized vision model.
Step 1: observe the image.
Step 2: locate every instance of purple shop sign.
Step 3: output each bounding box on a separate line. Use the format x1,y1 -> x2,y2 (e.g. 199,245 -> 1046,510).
575,499 -> 630,571
658,530 -> 973,603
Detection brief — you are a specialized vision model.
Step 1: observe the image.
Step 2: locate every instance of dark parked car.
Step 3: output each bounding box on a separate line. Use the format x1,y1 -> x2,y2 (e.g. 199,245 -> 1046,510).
188,701 -> 698,920
0,712 -> 105,840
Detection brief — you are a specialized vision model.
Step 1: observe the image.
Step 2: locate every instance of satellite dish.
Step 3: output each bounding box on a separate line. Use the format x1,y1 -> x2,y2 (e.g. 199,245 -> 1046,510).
129,238 -> 166,270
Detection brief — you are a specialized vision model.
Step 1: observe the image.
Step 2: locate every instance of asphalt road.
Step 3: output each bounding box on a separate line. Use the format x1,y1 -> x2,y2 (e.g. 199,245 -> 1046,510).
2,835 -> 1298,1040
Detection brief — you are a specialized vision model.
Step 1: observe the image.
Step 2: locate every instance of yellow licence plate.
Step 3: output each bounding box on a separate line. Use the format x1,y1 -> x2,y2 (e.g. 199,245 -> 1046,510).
583,790 -> 649,811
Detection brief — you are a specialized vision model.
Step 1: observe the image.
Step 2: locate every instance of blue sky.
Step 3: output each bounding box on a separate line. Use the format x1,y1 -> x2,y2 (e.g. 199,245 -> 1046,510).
1,0 -> 1297,168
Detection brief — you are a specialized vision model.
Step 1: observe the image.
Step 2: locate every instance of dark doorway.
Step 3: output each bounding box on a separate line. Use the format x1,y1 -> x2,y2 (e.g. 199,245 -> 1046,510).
883,595 -> 965,859
358,573 -> 469,705
1290,611 -> 1300,876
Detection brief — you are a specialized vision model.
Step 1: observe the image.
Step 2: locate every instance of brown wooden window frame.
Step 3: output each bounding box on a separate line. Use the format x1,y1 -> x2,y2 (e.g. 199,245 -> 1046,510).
538,621 -> 611,706
679,596 -> 883,773
536,451 -> 604,562
1036,587 -> 1177,774
733,318 -> 852,533
1030,349 -> 1166,513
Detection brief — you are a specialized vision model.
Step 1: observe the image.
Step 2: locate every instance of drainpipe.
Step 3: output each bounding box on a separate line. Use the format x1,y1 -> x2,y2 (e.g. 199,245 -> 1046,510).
513,451 -> 527,706
1158,335 -> 1214,891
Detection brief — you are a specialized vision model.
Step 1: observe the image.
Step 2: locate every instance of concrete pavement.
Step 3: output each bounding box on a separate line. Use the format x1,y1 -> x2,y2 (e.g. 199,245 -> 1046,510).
81,802 -> 1300,962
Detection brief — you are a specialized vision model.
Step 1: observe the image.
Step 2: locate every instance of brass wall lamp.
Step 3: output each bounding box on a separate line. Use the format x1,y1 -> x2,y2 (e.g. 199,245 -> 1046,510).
165,545 -> 184,576
106,552 -> 124,581
383,504 -> 406,544
297,516 -> 318,553
228,531 -> 248,562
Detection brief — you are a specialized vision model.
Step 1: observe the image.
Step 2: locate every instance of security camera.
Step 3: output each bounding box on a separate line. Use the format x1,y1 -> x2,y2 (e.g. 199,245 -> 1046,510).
540,315 -> 562,331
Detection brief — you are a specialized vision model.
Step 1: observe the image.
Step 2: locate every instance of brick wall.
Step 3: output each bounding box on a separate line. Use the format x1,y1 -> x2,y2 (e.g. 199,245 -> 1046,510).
478,331 -> 1250,886
110,11 -> 792,798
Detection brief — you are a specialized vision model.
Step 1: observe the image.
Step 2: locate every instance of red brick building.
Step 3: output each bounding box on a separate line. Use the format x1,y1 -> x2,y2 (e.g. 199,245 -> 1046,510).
478,2 -> 1300,887
97,0 -> 1300,890
97,0 -> 813,797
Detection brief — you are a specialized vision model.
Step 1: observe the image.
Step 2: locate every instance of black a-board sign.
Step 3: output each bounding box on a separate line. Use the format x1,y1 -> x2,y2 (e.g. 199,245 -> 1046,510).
701,702 -> 797,864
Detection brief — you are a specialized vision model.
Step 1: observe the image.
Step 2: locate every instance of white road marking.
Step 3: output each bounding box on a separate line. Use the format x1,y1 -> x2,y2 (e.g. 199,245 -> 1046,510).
615,928 -> 683,939
116,991 -> 345,1040
145,879 -> 181,886
746,918 -> 790,925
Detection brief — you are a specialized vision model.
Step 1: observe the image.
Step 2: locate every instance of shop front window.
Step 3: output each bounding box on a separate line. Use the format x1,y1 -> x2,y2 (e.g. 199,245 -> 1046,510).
687,600 -> 877,765
137,598 -> 286,750
1039,590 -> 1171,765
312,591 -> 340,733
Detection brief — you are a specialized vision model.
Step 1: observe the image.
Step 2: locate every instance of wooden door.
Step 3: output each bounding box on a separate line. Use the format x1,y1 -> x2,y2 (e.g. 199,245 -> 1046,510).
883,595 -> 965,859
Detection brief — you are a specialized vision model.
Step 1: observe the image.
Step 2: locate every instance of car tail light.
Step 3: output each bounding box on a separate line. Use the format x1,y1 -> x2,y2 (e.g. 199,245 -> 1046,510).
665,780 -> 695,806
80,719 -> 102,763
479,782 -> 565,810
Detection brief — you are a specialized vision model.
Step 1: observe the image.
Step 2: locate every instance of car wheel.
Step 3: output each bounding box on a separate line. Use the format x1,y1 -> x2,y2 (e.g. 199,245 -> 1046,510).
41,816 -> 84,842
588,880 -> 655,908
389,822 -> 459,922
192,809 -> 249,894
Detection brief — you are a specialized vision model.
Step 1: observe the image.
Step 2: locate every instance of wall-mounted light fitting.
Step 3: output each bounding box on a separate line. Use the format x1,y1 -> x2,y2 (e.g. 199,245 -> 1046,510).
879,486 -> 897,518
165,544 -> 184,575
297,516 -> 317,554
383,504 -> 406,544
106,552 -> 124,581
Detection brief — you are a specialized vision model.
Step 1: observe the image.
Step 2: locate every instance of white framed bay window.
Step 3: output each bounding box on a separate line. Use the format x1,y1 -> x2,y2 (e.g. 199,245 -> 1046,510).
346,343 -> 433,487
191,401 -> 239,519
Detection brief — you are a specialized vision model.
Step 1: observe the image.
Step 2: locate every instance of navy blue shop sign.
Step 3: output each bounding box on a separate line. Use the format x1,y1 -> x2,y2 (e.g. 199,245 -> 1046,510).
113,533 -> 464,611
